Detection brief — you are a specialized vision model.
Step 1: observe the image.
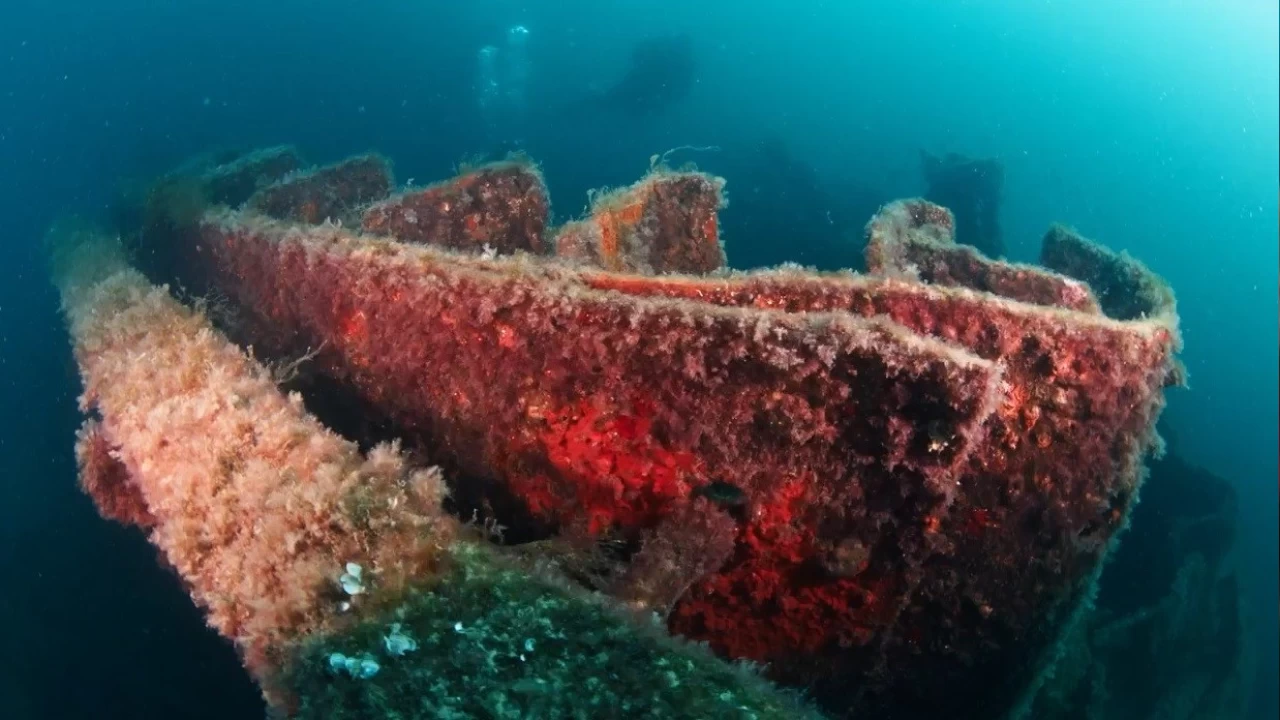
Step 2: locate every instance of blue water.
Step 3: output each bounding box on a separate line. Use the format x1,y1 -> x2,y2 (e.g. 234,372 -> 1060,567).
1,1 -> 1275,717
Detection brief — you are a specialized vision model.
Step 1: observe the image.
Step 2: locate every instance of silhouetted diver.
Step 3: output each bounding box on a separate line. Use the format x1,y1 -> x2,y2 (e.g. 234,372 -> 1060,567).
920,150 -> 1006,258
589,35 -> 696,117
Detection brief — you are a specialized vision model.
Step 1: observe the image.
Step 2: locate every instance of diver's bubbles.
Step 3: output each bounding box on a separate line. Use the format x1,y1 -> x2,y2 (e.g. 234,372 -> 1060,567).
477,45 -> 500,94
474,26 -> 531,148
504,25 -> 530,117
476,45 -> 502,126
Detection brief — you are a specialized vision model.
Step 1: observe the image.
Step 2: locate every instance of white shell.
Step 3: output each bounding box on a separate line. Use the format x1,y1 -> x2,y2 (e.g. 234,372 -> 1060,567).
328,653 -> 349,672
339,574 -> 365,595
357,657 -> 381,679
383,630 -> 418,657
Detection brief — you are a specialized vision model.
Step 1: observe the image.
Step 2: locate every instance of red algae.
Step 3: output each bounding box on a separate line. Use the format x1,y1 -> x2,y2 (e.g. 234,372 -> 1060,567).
75,419 -> 156,529
112,148 -> 1182,719
362,160 -> 551,255
248,154 -> 394,225
554,170 -> 726,274
53,230 -> 452,689
866,198 -> 1101,313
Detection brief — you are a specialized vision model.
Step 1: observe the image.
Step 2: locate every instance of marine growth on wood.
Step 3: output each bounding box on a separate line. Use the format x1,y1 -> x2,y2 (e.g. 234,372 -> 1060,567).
56,147 -> 1182,719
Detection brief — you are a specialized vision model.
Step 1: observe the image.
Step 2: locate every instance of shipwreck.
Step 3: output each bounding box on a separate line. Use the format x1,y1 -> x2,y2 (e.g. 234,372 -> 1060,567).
55,146 -> 1182,719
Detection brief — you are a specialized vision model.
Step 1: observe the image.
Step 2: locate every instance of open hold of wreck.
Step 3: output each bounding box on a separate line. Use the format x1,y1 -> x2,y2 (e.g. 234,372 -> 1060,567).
69,147 -> 1181,719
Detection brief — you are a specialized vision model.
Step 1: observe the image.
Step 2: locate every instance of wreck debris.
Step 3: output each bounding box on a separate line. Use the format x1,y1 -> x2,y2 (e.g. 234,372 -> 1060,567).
61,146 -> 1183,719
865,198 -> 1100,312
554,170 -> 726,274
248,154 -> 394,226
52,226 -> 820,719
362,160 -> 550,256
